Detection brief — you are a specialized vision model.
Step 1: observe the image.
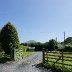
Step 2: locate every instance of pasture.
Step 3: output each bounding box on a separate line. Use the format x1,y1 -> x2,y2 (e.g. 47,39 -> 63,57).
43,51 -> 72,72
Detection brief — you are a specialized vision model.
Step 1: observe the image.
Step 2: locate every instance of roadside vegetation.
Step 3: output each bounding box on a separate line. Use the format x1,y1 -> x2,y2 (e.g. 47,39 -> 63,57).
15,45 -> 34,60
16,51 -> 34,60
42,52 -> 72,72
0,51 -> 11,63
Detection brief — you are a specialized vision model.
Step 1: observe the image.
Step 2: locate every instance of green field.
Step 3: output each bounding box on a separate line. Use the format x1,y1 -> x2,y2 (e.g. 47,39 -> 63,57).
16,50 -> 34,60
16,51 -> 34,57
22,52 -> 34,57
44,52 -> 72,72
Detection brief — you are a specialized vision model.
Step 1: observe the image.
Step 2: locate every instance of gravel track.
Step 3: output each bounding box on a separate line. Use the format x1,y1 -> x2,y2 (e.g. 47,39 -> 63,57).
0,52 -> 52,72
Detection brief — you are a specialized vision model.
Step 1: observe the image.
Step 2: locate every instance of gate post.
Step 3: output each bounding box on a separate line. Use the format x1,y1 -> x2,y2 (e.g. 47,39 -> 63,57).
47,49 -> 48,63
42,48 -> 45,64
62,49 -> 64,72
62,32 -> 65,72
11,48 -> 15,60
14,48 -> 16,60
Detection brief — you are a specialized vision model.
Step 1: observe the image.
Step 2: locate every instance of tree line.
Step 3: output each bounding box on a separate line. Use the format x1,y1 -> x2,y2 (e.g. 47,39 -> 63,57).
21,39 -> 58,51
21,37 -> 72,52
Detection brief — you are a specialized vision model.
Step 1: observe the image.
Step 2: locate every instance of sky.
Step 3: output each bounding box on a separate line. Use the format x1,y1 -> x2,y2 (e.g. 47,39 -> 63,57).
0,0 -> 72,43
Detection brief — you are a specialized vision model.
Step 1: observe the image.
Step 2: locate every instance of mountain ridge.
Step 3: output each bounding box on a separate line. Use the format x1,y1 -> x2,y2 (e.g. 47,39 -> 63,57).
26,40 -> 37,43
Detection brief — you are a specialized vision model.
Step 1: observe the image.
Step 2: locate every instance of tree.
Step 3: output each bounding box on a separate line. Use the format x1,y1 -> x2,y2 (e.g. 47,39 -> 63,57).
65,37 -> 72,44
0,22 -> 20,58
21,43 -> 28,46
48,39 -> 57,51
0,29 -> 1,51
43,42 -> 49,50
61,37 -> 72,44
35,42 -> 43,51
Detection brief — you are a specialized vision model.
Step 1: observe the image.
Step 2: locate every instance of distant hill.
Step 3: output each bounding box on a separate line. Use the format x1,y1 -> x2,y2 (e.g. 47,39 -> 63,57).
26,40 -> 37,44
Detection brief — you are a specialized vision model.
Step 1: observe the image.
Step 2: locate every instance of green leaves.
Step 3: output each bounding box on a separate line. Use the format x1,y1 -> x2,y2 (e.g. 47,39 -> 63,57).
48,39 -> 58,51
0,22 -> 20,54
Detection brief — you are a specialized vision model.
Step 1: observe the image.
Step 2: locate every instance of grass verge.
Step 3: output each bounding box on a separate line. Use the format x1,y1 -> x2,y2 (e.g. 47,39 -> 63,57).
16,51 -> 35,61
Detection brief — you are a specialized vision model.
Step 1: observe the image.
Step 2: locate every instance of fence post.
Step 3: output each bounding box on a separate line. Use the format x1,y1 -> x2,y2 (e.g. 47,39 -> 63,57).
62,49 -> 64,72
46,49 -> 48,63
62,32 -> 65,72
42,48 -> 45,64
14,48 -> 16,60
11,48 -> 14,60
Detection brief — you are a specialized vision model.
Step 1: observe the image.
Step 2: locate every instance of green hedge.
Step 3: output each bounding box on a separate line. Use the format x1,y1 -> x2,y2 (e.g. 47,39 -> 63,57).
58,44 -> 72,52
64,45 -> 72,52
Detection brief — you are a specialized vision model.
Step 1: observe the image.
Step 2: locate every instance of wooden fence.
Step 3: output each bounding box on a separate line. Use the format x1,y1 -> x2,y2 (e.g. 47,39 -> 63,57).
42,49 -> 72,71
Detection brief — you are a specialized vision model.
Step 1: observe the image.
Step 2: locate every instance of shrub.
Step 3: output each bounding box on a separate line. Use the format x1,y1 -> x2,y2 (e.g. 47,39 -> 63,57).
48,39 -> 58,51
0,22 -> 20,55
64,45 -> 72,52
0,29 -> 1,51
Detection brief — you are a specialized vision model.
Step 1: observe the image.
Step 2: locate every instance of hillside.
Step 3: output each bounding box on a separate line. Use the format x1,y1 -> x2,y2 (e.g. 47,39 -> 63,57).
26,40 -> 37,44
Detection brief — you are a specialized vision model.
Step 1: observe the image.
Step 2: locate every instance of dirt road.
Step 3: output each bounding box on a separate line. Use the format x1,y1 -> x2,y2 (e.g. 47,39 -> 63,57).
0,52 -> 52,72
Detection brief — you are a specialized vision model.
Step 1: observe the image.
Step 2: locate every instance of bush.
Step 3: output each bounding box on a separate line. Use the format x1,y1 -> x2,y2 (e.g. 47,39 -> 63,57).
0,29 -> 1,51
64,45 -> 72,52
0,22 -> 20,55
0,52 -> 11,63
48,39 -> 58,51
